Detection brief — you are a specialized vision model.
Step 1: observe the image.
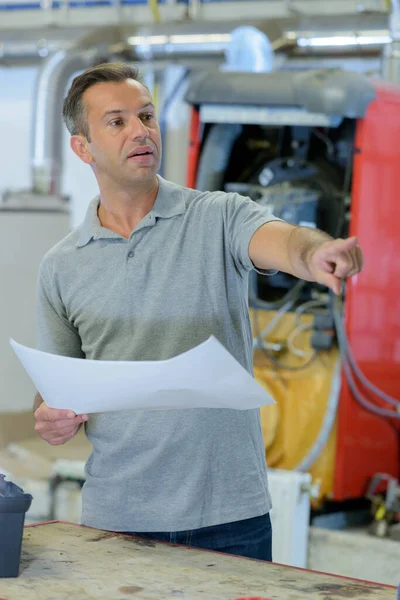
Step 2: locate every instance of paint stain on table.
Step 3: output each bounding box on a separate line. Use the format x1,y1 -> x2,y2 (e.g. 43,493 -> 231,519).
118,585 -> 144,595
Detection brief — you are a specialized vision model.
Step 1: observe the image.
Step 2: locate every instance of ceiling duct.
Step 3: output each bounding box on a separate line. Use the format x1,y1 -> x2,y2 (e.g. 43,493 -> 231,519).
0,12 -> 392,64
1,11 -> 392,201
32,49 -> 100,196
0,26 -> 95,64
116,13 -> 391,61
282,12 -> 391,55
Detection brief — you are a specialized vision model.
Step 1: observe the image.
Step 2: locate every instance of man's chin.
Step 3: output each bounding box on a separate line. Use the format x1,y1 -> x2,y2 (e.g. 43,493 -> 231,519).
129,163 -> 160,177
124,169 -> 159,186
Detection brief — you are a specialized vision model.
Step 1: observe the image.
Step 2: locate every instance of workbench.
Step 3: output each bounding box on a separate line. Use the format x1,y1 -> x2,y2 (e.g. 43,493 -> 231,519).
0,522 -> 396,600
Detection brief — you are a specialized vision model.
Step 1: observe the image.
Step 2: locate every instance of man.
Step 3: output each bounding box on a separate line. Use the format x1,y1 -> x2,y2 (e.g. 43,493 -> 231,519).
34,63 -> 362,561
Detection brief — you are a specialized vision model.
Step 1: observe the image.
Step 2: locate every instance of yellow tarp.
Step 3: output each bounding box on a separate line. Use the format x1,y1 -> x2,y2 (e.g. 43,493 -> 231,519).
251,309 -> 339,506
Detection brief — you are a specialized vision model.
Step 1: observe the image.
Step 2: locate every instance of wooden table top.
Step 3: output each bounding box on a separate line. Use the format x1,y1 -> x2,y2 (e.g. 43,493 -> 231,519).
0,522 -> 396,600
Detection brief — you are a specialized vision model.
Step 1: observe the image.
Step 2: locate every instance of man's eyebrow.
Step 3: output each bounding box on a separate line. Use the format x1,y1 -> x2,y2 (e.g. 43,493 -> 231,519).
101,104 -> 155,120
101,109 -> 126,119
139,103 -> 155,111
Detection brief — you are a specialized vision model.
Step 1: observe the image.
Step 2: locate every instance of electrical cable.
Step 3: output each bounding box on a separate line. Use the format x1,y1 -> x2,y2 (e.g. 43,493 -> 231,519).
296,292 -> 400,471
253,307 -> 317,371
252,290 -> 328,369
294,358 -> 342,472
333,293 -> 400,407
312,128 -> 335,159
336,315 -> 400,408
288,299 -> 329,358
252,298 -> 295,348
342,353 -> 400,419
249,274 -> 305,311
287,323 -> 312,358
294,299 -> 328,327
332,294 -> 400,419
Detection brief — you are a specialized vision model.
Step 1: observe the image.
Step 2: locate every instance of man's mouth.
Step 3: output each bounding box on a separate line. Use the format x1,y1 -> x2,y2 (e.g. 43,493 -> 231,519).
127,146 -> 154,158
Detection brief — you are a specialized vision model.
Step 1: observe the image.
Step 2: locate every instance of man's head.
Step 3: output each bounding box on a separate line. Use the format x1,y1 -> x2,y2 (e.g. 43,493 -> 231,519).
63,62 -> 162,189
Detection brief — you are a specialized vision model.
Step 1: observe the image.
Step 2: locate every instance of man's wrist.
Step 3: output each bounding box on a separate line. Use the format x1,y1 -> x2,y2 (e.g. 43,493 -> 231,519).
288,226 -> 333,280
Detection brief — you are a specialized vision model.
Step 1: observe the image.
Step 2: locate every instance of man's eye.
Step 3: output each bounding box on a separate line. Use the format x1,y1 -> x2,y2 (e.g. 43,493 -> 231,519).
141,113 -> 154,122
110,119 -> 123,127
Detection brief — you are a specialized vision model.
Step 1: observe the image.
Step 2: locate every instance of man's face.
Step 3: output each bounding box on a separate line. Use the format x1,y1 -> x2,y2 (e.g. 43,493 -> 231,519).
77,79 -> 162,186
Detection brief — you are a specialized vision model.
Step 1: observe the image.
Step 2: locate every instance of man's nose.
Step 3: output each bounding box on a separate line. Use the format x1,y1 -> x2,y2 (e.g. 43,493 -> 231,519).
129,116 -> 149,140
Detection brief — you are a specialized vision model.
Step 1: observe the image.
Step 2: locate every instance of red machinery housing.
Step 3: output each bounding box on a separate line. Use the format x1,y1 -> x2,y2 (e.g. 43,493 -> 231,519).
336,81 -> 400,500
185,70 -> 400,503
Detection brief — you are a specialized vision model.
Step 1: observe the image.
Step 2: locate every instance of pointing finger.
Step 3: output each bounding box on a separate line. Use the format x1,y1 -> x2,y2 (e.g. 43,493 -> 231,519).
315,271 -> 341,295
324,237 -> 358,259
338,236 -> 358,250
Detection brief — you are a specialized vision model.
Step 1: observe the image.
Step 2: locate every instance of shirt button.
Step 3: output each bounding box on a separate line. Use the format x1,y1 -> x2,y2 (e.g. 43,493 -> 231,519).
127,251 -> 135,258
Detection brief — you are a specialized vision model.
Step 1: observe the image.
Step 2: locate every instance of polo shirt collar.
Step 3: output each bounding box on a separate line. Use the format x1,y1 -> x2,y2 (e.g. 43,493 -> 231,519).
151,176 -> 186,219
76,175 -> 186,248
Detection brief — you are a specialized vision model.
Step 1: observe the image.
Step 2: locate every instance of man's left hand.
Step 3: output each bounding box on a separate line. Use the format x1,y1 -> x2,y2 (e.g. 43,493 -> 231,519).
307,236 -> 364,295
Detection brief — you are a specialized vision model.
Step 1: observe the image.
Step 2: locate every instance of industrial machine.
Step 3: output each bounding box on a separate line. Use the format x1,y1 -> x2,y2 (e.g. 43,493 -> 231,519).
185,69 -> 400,514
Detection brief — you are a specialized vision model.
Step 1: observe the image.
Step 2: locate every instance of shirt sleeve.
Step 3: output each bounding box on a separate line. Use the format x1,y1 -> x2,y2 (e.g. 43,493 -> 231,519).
36,259 -> 84,358
222,192 -> 283,275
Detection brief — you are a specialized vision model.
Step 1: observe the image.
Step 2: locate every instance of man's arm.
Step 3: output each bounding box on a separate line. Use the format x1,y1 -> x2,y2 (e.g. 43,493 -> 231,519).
249,221 -> 363,295
34,259 -> 87,444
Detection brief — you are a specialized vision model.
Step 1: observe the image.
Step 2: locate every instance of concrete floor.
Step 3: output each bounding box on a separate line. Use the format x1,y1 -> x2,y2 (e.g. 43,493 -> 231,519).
308,526 -> 400,587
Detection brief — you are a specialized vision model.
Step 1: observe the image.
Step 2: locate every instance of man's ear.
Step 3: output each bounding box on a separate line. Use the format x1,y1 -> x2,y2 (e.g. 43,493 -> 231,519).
70,135 -> 94,164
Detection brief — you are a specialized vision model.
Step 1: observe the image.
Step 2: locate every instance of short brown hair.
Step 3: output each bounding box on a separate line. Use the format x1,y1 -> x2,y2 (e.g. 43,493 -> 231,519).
62,62 -> 143,140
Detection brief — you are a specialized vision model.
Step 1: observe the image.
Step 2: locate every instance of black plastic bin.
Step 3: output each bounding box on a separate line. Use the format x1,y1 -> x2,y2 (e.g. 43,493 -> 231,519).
0,474 -> 33,578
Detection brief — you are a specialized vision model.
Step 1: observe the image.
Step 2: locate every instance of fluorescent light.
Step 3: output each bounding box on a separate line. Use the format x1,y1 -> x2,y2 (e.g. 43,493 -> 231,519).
127,36 -> 169,46
127,33 -> 231,47
297,35 -> 392,48
169,34 -> 231,44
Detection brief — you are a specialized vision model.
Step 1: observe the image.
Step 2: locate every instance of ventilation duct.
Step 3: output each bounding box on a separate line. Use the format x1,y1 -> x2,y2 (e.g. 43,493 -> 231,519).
1,11 -> 392,199
32,50 -> 99,196
282,12 -> 391,54
0,13 -> 392,64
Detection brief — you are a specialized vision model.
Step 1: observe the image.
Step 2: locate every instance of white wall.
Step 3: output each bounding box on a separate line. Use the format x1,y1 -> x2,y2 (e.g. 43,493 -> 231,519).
0,67 -> 35,198
0,66 -> 98,229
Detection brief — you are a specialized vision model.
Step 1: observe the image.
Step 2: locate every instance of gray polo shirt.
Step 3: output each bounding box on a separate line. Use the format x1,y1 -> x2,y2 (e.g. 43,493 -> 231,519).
36,176 -> 279,532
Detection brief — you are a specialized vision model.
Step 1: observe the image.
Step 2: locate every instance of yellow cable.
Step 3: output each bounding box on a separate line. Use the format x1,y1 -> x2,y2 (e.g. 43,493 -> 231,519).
149,0 -> 161,23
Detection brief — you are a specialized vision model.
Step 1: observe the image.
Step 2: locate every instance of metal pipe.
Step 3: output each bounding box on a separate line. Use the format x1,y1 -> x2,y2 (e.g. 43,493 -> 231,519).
0,13 -> 393,64
0,26 -> 94,63
283,12 -> 391,54
121,14 -> 392,64
125,22 -> 236,61
31,49 -> 97,195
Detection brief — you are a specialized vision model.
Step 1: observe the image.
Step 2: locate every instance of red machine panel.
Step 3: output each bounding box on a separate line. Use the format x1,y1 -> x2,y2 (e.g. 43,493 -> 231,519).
334,82 -> 400,500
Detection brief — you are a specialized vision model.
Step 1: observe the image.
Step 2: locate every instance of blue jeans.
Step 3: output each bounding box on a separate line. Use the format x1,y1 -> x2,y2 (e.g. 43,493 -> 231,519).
125,512 -> 272,561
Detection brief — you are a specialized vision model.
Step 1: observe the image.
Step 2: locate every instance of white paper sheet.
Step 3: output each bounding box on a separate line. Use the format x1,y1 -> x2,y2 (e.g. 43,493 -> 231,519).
9,336 -> 275,414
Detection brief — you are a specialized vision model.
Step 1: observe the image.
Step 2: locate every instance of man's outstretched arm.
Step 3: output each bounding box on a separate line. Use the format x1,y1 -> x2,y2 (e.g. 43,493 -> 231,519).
249,221 -> 363,295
